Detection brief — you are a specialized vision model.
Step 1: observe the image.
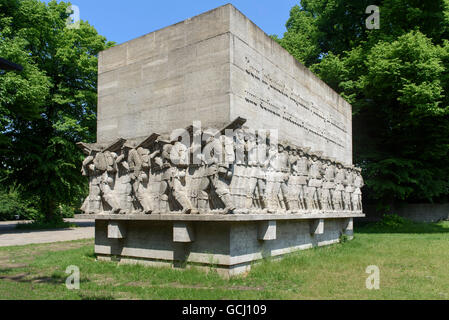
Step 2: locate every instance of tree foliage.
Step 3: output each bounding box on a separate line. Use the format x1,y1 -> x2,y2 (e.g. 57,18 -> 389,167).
0,0 -> 114,221
277,0 -> 449,204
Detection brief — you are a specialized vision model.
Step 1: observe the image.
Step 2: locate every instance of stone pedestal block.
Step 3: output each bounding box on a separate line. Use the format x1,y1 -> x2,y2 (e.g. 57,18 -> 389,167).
107,221 -> 127,239
90,212 -> 364,277
310,219 -> 324,235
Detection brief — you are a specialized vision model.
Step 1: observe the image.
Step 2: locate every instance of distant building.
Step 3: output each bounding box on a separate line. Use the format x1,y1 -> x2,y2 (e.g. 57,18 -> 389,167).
0,58 -> 23,71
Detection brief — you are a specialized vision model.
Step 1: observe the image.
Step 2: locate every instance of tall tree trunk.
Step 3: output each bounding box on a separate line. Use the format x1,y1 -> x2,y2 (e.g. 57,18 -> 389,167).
41,198 -> 60,223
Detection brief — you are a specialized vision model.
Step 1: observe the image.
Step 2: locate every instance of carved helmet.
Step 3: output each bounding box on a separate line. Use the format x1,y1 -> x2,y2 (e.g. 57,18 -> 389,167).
93,152 -> 108,171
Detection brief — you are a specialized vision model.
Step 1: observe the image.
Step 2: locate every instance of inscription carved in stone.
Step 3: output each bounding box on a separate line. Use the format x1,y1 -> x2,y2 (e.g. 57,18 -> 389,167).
243,58 -> 347,149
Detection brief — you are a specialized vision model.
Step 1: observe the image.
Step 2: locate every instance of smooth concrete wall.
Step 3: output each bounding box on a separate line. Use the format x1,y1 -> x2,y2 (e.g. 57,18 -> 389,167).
230,219 -> 348,266
97,5 -> 232,143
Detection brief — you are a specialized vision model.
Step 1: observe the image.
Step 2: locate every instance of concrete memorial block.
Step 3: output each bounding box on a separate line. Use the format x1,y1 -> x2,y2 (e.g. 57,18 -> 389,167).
173,222 -> 195,243
258,221 -> 276,241
310,219 -> 324,235
343,217 -> 354,239
344,218 -> 354,232
107,221 -> 126,239
77,4 -> 365,276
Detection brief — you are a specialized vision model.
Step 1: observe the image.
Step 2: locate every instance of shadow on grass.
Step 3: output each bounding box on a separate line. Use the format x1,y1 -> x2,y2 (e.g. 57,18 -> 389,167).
0,268 -> 92,286
16,221 -> 77,231
355,220 -> 449,234
73,221 -> 95,228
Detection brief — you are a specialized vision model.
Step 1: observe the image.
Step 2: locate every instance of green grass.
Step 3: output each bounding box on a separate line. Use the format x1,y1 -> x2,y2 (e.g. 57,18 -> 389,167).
1,220 -> 449,299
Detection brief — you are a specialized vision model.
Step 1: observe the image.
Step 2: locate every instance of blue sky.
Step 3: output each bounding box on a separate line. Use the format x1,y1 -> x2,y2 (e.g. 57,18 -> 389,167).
45,0 -> 299,44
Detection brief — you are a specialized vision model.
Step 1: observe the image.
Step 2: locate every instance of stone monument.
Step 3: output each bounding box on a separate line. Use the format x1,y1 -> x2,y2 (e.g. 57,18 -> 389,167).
78,4 -> 364,277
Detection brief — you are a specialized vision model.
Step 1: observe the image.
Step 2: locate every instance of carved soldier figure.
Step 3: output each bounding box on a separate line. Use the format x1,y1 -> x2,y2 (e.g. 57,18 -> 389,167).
353,167 -> 364,211
115,147 -> 133,214
97,151 -> 121,214
286,147 -> 300,212
278,144 -> 291,211
307,153 -> 323,211
155,142 -> 171,213
198,130 -> 235,214
229,128 -> 247,210
80,150 -> 101,214
333,162 -> 346,211
160,141 -> 198,214
245,132 -> 267,211
127,146 -> 157,214
321,158 -> 335,211
294,147 -> 310,211
171,136 -> 190,166
254,130 -> 269,213
264,143 -> 289,212
253,132 -> 268,211
343,165 -> 355,211
264,143 -> 278,212
188,128 -> 204,209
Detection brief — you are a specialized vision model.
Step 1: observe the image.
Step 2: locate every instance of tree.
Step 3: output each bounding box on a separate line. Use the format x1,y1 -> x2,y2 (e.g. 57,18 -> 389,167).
0,0 -> 114,221
277,1 -> 449,206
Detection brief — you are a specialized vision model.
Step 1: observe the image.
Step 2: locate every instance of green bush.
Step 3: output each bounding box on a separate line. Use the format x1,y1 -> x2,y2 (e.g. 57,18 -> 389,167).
378,213 -> 408,228
57,204 -> 76,218
0,185 -> 40,221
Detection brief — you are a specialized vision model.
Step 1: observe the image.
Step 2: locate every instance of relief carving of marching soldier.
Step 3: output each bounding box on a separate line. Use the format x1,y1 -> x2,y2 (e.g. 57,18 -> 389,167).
96,150 -> 121,214
197,129 -> 235,214
265,143 -> 290,213
128,148 -> 154,214
159,140 -> 198,214
353,167 -> 364,211
79,140 -> 124,214
333,163 -> 345,211
344,165 -> 355,211
321,158 -> 336,211
286,146 -> 300,212
229,128 -> 247,210
188,127 -> 204,209
80,146 -> 102,214
307,152 -> 323,211
115,146 -> 133,214
294,147 -> 310,211
244,131 -> 267,212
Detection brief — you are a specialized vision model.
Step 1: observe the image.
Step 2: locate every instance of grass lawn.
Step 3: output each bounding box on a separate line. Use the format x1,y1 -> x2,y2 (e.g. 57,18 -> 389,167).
1,220 -> 449,299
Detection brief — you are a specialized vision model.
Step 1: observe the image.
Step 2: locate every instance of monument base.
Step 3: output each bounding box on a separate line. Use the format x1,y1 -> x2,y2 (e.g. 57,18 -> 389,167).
82,212 -> 364,277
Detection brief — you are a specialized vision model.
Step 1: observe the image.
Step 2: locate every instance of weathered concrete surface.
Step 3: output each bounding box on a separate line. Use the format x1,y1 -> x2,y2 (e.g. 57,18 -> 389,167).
97,5 -> 232,143
0,218 -> 94,247
94,215 -> 355,277
97,4 -> 352,164
78,212 -> 364,221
